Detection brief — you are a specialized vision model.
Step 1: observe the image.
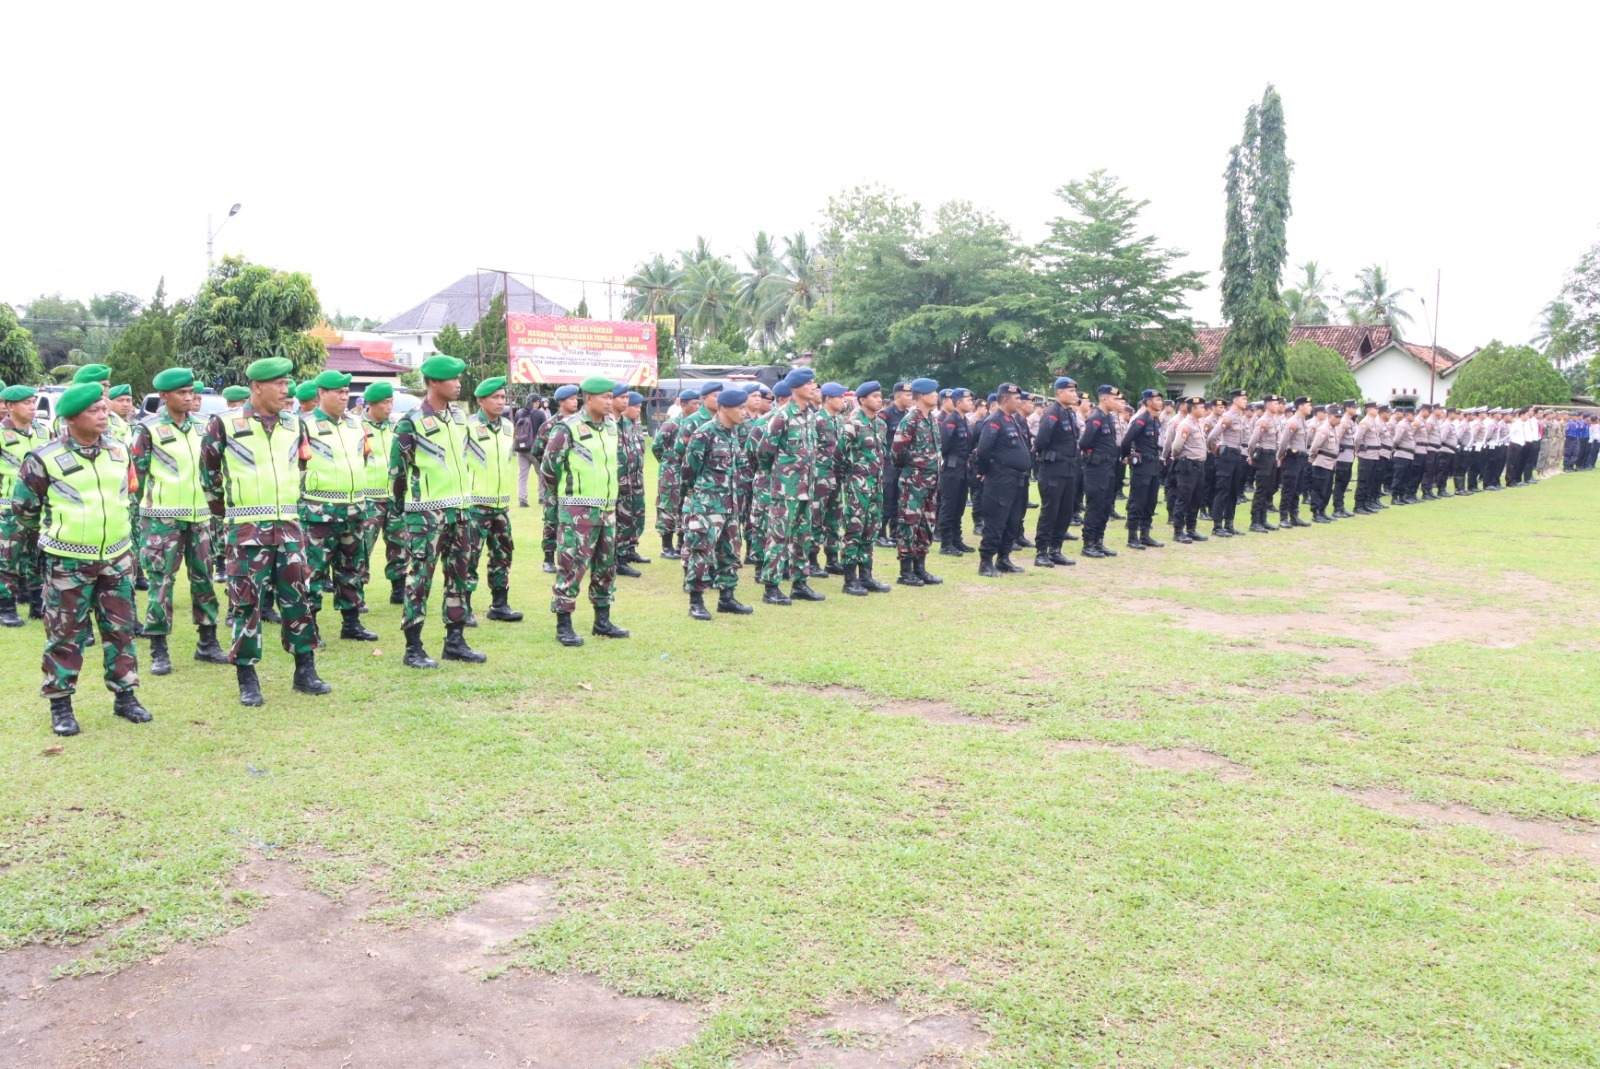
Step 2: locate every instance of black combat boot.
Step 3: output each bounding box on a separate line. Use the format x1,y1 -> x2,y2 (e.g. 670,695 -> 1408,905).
194,624 -> 230,664
1035,548 -> 1055,567
1126,527 -> 1146,551
998,554 -> 1026,574
978,553 -> 1000,578
717,588 -> 753,614
488,589 -> 523,622
1212,523 -> 1233,538
861,565 -> 892,594
28,589 -> 44,618
1187,526 -> 1208,541
941,540 -> 963,557
292,652 -> 333,695
591,606 -> 630,638
1014,534 -> 1035,550
149,634 -> 172,676
1174,526 -> 1194,544
616,559 -> 642,578
113,690 -> 152,724
954,534 -> 975,553
1139,527 -> 1164,548
897,557 -> 924,587
661,534 -> 679,560
340,608 -> 379,641
237,664 -> 264,706
260,590 -> 281,624
0,597 -> 22,627
390,579 -> 405,605
135,575 -> 149,592
791,580 -> 826,601
841,564 -> 868,596
442,624 -> 487,662
763,583 -> 792,606
1313,511 -> 1333,523
462,597 -> 478,627
825,550 -> 844,576
403,624 -> 439,669
627,546 -> 651,564
689,591 -> 712,621
1048,545 -> 1076,566
1292,512 -> 1313,527
915,557 -> 942,584
542,551 -> 556,574
1083,541 -> 1108,559
50,696 -> 79,736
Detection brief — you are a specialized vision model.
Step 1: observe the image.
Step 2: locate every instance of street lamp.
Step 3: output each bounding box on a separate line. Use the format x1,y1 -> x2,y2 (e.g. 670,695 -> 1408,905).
207,203 -> 242,271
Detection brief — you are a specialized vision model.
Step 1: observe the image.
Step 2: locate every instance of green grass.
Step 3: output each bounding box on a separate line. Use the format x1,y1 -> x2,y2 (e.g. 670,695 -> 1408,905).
4,472 -> 1600,1066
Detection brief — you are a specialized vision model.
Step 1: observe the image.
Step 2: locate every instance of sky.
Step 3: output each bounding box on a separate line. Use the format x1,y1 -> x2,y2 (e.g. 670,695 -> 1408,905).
6,1 -> 1597,357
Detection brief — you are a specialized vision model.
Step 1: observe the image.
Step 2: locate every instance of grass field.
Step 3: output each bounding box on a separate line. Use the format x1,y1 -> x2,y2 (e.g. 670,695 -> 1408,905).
3,470 -> 1599,1067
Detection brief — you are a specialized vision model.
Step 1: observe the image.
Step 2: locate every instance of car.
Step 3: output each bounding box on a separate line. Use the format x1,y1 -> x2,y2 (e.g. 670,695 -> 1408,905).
140,390 -> 232,423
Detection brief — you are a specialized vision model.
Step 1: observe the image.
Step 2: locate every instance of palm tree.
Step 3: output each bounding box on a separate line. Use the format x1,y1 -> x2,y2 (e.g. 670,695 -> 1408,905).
622,254 -> 682,321
677,256 -> 741,341
1284,261 -> 1335,324
737,231 -> 791,350
781,232 -> 824,324
1532,299 -> 1576,368
1342,264 -> 1414,338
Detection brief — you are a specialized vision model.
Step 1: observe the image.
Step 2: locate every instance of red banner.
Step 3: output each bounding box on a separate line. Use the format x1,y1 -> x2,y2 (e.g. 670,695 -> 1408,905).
506,314 -> 658,387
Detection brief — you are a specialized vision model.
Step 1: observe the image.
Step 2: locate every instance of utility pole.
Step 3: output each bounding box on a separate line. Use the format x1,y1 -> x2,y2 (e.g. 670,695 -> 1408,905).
207,203 -> 242,271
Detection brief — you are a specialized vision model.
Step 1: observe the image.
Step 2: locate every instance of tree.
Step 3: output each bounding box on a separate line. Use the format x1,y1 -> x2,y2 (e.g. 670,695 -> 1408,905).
106,280 -> 177,398
1282,339 -> 1359,403
0,303 -> 42,385
1342,264 -> 1414,337
1213,85 -> 1293,397
326,311 -> 383,331
90,292 -> 144,326
676,255 -> 741,342
1561,240 -> 1600,360
1283,261 -> 1335,324
175,256 -> 326,388
1532,298 -> 1579,369
434,293 -> 509,400
21,293 -> 92,368
570,296 -> 590,319
1445,341 -> 1570,409
1033,169 -> 1205,395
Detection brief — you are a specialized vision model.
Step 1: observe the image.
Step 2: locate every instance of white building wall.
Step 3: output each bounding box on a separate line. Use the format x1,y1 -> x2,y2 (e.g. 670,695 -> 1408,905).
1354,346 -> 1450,406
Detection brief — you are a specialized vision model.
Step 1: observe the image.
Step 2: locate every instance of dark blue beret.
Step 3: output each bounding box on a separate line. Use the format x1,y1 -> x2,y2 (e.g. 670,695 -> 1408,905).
1054,377 -> 1077,390
856,380 -> 882,399
820,382 -> 846,398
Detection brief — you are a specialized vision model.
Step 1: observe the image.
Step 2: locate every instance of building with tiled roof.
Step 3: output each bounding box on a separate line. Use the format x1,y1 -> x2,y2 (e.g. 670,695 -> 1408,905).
323,344 -> 406,389
378,273 -> 565,367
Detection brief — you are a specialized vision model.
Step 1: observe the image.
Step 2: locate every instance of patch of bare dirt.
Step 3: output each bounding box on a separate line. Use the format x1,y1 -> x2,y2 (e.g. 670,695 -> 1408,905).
790,685 -> 1024,733
740,1000 -> 986,1068
1564,755 -> 1600,784
1338,787 -> 1600,861
0,861 -> 701,1068
1052,741 -> 1251,780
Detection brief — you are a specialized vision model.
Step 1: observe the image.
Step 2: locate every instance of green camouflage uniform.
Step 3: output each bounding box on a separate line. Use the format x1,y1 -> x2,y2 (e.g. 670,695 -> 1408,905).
652,414 -> 687,541
540,411 -> 619,613
463,408 -> 517,599
756,400 -> 817,586
671,408 -> 713,531
389,400 -> 472,629
0,415 -> 52,605
838,410 -> 888,567
358,415 -> 405,589
890,407 -> 942,558
616,415 -> 647,558
737,412 -> 770,567
529,415 -> 562,557
130,408 -> 219,635
299,406 -> 375,616
680,416 -> 743,592
812,407 -> 845,559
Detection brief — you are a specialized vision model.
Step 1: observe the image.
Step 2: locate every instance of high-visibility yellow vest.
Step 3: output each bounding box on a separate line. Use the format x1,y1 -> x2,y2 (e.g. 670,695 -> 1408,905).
107,410 -> 132,446
300,409 -> 372,505
0,418 -> 53,500
139,413 -> 207,523
554,413 -> 618,507
402,406 -> 469,512
465,412 -> 516,508
362,419 -> 393,501
33,437 -> 133,560
218,409 -> 301,523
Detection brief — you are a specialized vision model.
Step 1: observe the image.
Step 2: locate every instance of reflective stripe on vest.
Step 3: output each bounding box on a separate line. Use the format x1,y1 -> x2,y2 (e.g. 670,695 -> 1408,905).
141,416 -> 207,523
301,413 -> 373,504
0,420 -> 51,500
465,414 -> 515,508
36,438 -> 133,561
362,420 -> 393,499
556,414 -> 618,507
222,413 -> 301,523
405,409 -> 469,512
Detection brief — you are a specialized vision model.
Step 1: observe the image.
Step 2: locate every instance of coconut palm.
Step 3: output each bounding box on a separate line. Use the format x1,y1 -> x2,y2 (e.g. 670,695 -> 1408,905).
622,254 -> 682,321
1342,264 -> 1414,338
1283,260 -> 1335,324
781,232 -> 824,324
1532,299 -> 1577,368
738,231 -> 791,350
677,256 -> 741,341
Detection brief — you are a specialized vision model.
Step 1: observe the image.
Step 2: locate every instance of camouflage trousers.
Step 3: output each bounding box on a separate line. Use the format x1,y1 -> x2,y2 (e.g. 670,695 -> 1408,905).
402,506 -> 470,629
139,516 -> 220,635
0,513 -> 43,600
811,477 -> 842,556
681,492 -> 741,593
617,476 -> 646,554
551,502 -> 616,614
840,472 -> 882,566
745,489 -> 771,568
465,505 -> 513,595
41,552 -> 139,699
539,479 -> 558,555
757,491 -> 814,586
227,532 -> 316,666
358,500 -> 407,587
209,517 -> 225,578
302,504 -> 367,614
655,469 -> 684,536
894,470 -> 939,556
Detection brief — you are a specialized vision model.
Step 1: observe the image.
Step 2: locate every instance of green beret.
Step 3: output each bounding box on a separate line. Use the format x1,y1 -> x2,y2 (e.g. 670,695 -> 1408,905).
363,382 -> 394,404
580,375 -> 615,395
73,364 -> 112,384
245,357 -> 294,382
474,376 -> 507,398
222,385 -> 251,402
1,385 -> 38,403
313,370 -> 353,390
56,382 -> 105,420
419,355 -> 466,380
151,368 -> 195,392
294,381 -> 320,402
108,384 -> 132,400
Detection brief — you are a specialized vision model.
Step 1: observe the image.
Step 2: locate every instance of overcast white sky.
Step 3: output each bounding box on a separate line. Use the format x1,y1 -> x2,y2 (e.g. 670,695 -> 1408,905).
6,1 -> 1596,355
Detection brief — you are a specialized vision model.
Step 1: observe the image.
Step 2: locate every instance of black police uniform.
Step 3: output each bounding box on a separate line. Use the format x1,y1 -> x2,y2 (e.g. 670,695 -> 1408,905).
937,408 -> 972,551
1119,408 -> 1163,546
973,411 -> 1031,567
1031,400 -> 1079,558
1078,406 -> 1120,554
879,399 -> 909,543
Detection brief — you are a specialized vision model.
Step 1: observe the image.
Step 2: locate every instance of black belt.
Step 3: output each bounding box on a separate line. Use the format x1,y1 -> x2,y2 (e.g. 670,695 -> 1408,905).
1218,445 -> 1242,455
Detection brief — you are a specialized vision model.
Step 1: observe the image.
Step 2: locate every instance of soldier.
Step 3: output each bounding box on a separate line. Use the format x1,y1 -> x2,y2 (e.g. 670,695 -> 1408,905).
758,369 -> 823,605
215,385 -> 251,582
296,370 -> 380,645
129,367 -> 230,674
837,381 -> 893,595
972,384 -> 1031,576
357,382 -> 406,606
462,375 -> 524,623
1331,399 -> 1358,517
652,387 -> 700,559
681,385 -> 755,620
937,387 -> 975,556
1206,388 -> 1249,537
1375,405 -> 1395,504
878,381 -> 912,547
541,375 -> 630,647
1077,386 -> 1122,559
737,383 -> 770,567
1031,377 -> 1081,566
199,358 -> 330,705
1352,401 -> 1384,513
533,384 -> 581,573
1167,396 -> 1211,543
889,377 -> 943,586
1414,403 -> 1437,499
1307,404 -> 1340,522
614,389 -> 650,575
293,380 -> 320,418
1274,396 -> 1314,526
1119,389 -> 1165,551
812,382 -> 848,576
0,384 -> 52,627
12,382 -> 150,736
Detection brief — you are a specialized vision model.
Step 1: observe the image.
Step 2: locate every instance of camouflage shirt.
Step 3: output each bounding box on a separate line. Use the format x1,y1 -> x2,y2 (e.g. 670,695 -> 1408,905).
199,402 -> 302,546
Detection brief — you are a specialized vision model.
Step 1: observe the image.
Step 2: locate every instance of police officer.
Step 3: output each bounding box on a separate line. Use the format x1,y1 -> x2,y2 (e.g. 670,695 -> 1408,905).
1206,388 -> 1249,537
972,383 -> 1031,576
1119,389 -> 1165,551
1031,377 -> 1080,567
1077,386 -> 1122,559
936,388 -> 974,556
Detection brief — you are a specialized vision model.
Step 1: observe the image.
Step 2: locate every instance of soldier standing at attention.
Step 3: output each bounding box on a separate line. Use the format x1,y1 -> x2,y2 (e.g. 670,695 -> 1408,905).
13,383 -> 150,736
738,384 -> 771,567
0,384 -> 53,627
293,381 -> 320,419
812,383 -> 849,577
652,388 -> 700,559
937,388 -> 975,557
1118,389 -> 1165,552
129,368 -> 230,674
533,384 -> 581,573
297,370 -> 379,645
680,385 -> 755,620
1031,377 -> 1081,567
610,386 -> 649,575
1077,386 -> 1122,559
1245,393 -> 1284,531
214,385 -> 251,582
889,377 -> 943,587
199,358 -> 329,705
758,370 -> 823,606
972,384 -> 1031,576
1389,407 -> 1417,505
462,376 -> 523,624
1169,397 -> 1211,544
1331,400 -> 1358,517
878,382 -> 912,547
1274,397 -> 1314,527
837,381 -> 892,596
541,375 -> 630,647
1306,404 -> 1340,522
1352,401 -> 1384,514
389,355 -> 484,670
1206,388 -> 1249,538
357,383 -> 406,606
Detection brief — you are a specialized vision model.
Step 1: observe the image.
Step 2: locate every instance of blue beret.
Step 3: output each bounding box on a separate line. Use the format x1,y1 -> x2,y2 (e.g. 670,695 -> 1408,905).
910,377 -> 938,395
938,389 -> 951,399
787,368 -> 815,385
679,388 -> 701,401
1054,376 -> 1077,390
1097,384 -> 1116,396
820,382 -> 846,398
950,388 -> 971,401
612,383 -> 629,397
627,391 -> 644,406
773,380 -> 793,398
751,384 -> 771,399
987,393 -> 999,404
855,380 -> 881,399
553,384 -> 580,401
1140,389 -> 1160,400
698,380 -> 723,395
719,387 -> 749,407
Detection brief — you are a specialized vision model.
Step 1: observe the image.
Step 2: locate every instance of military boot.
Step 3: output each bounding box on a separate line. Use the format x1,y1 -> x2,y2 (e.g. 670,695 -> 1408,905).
717,589 -> 753,615
113,690 -> 152,724
1212,523 -> 1233,538
462,596 -> 479,627
0,597 -> 22,627
403,624 -> 439,669
442,624 -> 487,662
978,553 -> 1000,578
688,591 -> 712,621
661,534 -> 680,560
616,559 -> 642,578
1082,541 -> 1109,559
1187,526 -> 1208,541
149,635 -> 173,676
860,565 -> 892,594
1139,527 -> 1165,548
627,546 -> 651,564
237,664 -> 265,706
762,583 -> 792,606
1174,526 -> 1194,544
390,579 -> 405,605
591,606 -> 630,638
825,550 -> 844,576
292,652 -> 333,695
340,608 -> 379,641
841,564 -> 868,596
1048,545 -> 1076,566
488,589 -> 523,622
1034,547 -> 1055,567
997,554 -> 1026,574
1126,527 -> 1146,551
28,588 -> 44,618
806,551 -> 828,579
896,557 -> 924,587
542,551 -> 556,574
791,580 -> 826,601
914,557 -> 942,585
50,696 -> 79,737
940,540 -> 964,557
194,624 -> 230,664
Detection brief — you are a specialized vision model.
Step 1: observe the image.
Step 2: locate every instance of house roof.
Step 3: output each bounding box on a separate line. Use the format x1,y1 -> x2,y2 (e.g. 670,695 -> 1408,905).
1159,324 -> 1424,376
377,272 -> 566,334
324,344 -> 405,376
1392,340 -> 1466,374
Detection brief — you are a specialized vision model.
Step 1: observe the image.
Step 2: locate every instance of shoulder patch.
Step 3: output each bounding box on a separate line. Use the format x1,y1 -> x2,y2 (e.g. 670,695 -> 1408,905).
420,416 -> 440,434
1,429 -> 15,444
156,425 -> 176,443
231,417 -> 252,436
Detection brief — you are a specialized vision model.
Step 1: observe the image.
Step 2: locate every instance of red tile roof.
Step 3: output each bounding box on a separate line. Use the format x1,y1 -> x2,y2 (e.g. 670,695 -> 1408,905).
324,344 -> 404,376
1158,324 -> 1415,375
1395,341 -> 1464,373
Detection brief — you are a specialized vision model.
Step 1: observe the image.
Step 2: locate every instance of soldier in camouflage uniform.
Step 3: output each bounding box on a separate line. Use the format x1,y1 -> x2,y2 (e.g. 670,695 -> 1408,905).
737,384 -> 771,566
129,367 -> 230,675
757,369 -> 823,605
540,375 -> 631,647
214,385 -> 250,582
389,355 -> 485,668
652,387 -> 700,559
680,385 -> 755,621
889,378 -> 944,586
0,384 -> 52,627
199,357 -> 331,705
811,382 -> 848,576
837,381 -> 893,597
356,382 -> 406,605
107,383 -> 150,598
462,376 -> 523,623
297,369 -> 380,644
12,382 -> 150,736
614,389 -> 649,572
671,381 -> 721,531
532,385 -> 580,573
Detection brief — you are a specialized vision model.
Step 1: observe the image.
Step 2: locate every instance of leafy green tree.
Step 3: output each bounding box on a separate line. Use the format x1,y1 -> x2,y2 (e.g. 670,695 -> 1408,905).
570,296 -> 590,319
90,291 -> 144,325
0,303 -> 42,385
106,280 -> 177,399
1342,264 -> 1414,337
677,254 -> 741,343
1532,298 -> 1578,369
175,256 -> 325,387
1561,240 -> 1600,359
1446,340 -> 1570,408
326,311 -> 383,330
21,293 -> 91,367
1283,339 -> 1359,403
1033,170 -> 1205,395
431,293 -> 511,399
